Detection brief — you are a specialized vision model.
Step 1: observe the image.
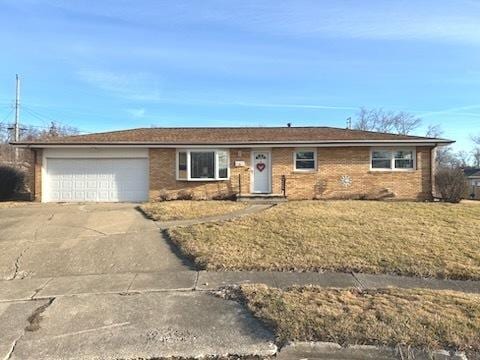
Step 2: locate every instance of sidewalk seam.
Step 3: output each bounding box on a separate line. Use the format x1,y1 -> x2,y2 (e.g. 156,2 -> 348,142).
351,272 -> 366,291
193,271 -> 200,290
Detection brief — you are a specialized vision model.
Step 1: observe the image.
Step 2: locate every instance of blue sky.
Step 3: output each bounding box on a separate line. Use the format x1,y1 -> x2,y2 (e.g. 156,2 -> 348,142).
0,0 -> 479,151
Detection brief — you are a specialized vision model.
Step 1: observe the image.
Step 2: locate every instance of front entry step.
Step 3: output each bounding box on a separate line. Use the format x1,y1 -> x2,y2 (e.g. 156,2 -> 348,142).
236,193 -> 287,203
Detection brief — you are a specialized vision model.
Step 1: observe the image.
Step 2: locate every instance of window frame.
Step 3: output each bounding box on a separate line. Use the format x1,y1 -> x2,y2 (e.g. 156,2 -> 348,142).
370,147 -> 416,172
176,149 -> 230,181
293,148 -> 317,172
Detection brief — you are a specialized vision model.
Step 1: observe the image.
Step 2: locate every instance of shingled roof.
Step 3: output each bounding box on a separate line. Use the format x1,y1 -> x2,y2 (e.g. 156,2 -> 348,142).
13,126 -> 453,146
464,168 -> 480,177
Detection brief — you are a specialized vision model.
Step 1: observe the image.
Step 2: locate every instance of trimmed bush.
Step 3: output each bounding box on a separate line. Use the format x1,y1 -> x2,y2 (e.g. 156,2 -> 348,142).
0,165 -> 25,200
435,168 -> 467,203
177,189 -> 193,200
157,189 -> 177,201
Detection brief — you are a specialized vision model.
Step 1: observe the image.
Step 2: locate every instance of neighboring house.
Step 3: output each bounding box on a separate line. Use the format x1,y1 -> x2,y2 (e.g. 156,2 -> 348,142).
464,167 -> 480,200
12,126 -> 453,203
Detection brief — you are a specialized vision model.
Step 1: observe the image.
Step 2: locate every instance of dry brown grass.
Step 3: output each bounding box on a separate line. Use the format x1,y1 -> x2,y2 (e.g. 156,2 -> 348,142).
168,201 -> 480,279
239,284 -> 480,352
140,200 -> 247,221
0,201 -> 31,208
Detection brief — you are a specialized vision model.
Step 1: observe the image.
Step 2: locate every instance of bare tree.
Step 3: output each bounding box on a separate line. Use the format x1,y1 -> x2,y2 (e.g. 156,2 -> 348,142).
19,122 -> 79,141
392,111 -> 422,135
353,108 -> 422,135
1,122 -> 79,164
435,146 -> 456,169
472,148 -> 480,167
468,135 -> 480,168
425,124 -> 443,138
456,150 -> 470,167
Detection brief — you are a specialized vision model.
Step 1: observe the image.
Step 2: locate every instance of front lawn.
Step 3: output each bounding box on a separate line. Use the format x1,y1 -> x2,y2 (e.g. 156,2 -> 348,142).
168,201 -> 480,279
237,285 -> 480,352
140,200 -> 247,221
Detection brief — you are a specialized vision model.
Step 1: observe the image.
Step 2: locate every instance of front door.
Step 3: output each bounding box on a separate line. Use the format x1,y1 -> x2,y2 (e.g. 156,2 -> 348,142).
252,151 -> 271,193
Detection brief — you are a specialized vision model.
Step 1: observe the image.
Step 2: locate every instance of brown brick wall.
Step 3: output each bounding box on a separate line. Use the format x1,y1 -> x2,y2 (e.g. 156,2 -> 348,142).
149,148 -> 251,200
149,146 -> 433,201
272,146 -> 432,200
33,149 -> 42,202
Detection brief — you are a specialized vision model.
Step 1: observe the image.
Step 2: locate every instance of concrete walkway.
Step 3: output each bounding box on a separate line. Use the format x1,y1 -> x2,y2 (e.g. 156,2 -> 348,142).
153,204 -> 272,229
1,270 -> 479,303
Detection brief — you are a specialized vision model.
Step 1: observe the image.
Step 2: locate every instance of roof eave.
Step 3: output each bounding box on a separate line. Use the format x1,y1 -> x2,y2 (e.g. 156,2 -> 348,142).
11,139 -> 455,148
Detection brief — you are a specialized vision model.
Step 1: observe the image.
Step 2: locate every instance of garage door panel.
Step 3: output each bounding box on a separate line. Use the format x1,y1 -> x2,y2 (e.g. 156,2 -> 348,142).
45,158 -> 148,202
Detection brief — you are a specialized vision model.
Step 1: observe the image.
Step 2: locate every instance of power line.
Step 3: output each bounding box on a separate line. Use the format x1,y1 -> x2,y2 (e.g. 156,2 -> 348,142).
21,107 -> 50,126
22,105 -> 91,133
0,107 -> 14,124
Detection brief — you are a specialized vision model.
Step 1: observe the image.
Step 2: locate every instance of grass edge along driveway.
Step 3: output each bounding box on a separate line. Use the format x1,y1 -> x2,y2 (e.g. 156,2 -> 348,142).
168,200 -> 480,280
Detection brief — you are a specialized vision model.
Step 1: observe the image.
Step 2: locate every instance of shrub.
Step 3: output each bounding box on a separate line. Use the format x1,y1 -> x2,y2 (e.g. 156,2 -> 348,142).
212,192 -> 236,201
435,168 -> 467,203
177,189 -> 193,200
157,189 -> 177,201
0,166 -> 25,200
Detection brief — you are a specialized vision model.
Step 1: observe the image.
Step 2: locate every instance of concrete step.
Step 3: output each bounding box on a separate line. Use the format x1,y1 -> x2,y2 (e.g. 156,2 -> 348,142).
236,194 -> 287,203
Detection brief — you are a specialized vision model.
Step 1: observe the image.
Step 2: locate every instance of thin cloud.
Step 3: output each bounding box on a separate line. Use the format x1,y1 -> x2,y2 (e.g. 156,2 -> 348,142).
76,69 -> 163,101
418,105 -> 480,118
230,102 -> 357,110
30,0 -> 480,44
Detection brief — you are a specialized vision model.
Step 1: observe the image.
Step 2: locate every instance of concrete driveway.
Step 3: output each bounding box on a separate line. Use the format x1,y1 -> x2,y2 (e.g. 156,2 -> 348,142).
0,203 -> 189,280
0,204 -> 276,359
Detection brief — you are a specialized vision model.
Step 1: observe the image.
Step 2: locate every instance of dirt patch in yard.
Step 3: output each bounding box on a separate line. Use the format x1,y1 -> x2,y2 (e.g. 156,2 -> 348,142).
140,200 -> 247,221
168,201 -> 480,280
237,284 -> 480,353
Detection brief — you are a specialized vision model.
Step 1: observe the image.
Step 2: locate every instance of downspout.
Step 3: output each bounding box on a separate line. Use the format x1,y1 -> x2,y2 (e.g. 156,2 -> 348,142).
431,144 -> 437,200
32,147 -> 37,201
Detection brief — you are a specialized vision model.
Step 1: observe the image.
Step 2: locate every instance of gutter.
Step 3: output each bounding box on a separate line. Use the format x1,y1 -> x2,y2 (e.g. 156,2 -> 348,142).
11,139 -> 455,148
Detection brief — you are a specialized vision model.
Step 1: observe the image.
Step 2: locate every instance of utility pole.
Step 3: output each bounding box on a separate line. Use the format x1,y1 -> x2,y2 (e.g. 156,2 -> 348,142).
346,117 -> 352,129
14,74 -> 20,143
13,74 -> 20,162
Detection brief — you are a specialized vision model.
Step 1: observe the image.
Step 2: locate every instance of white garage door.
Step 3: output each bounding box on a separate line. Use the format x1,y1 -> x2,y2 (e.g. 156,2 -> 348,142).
45,158 -> 149,202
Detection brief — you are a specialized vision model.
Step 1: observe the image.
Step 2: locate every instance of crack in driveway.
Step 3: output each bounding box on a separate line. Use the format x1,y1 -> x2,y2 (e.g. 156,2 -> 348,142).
3,333 -> 22,360
3,298 -> 55,360
8,227 -> 39,281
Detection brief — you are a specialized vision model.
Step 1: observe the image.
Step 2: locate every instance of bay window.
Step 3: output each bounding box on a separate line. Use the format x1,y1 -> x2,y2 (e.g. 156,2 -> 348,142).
371,148 -> 415,170
177,149 -> 229,180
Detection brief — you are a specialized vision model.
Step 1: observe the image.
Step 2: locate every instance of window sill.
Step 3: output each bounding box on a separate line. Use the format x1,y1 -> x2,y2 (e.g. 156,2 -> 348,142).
176,178 -> 230,182
369,169 -> 416,173
293,170 -> 317,174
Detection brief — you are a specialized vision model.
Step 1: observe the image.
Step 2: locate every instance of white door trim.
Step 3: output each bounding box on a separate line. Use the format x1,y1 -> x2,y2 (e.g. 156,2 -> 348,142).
250,149 -> 272,194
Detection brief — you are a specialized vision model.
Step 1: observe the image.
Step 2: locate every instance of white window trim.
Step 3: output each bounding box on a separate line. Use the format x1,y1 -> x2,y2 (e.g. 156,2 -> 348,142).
176,149 -> 230,181
370,147 -> 416,172
293,148 -> 317,172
